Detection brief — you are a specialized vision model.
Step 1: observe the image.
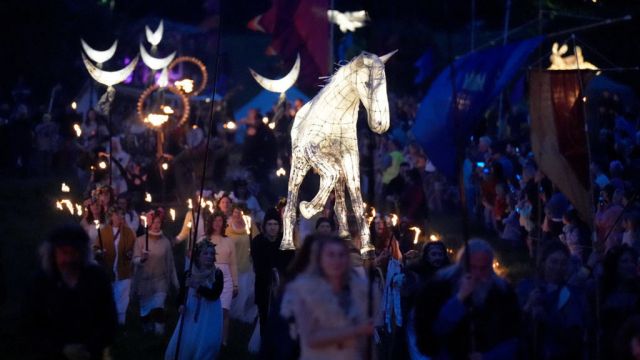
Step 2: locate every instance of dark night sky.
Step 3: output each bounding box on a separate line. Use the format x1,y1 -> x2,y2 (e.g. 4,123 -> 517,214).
0,0 -> 638,104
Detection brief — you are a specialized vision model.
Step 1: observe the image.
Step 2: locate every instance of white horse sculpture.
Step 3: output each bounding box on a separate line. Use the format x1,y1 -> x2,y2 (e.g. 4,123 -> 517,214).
281,50 -> 396,252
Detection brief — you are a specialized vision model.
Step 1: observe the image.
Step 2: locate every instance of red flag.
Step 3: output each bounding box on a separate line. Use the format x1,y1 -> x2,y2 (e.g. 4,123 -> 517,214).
529,70 -> 595,224
247,0 -> 330,90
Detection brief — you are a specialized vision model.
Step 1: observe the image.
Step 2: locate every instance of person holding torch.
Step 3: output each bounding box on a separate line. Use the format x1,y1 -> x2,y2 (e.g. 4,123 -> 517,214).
133,208 -> 179,335
95,205 -> 136,325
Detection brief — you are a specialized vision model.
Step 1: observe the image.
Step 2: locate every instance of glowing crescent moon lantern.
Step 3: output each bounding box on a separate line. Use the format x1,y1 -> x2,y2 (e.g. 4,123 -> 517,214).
145,20 -> 164,47
140,43 -> 176,70
82,53 -> 139,87
81,39 -> 118,65
249,53 -> 300,93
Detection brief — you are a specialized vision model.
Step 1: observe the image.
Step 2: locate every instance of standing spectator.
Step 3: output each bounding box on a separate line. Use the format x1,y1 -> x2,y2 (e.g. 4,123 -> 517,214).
80,196 -> 104,243
230,178 -> 264,223
280,236 -> 373,360
133,209 -> 179,335
517,241 -> 589,359
600,246 -> 640,356
596,184 -> 625,250
413,239 -> 520,359
315,217 -> 336,236
33,113 -> 59,175
26,224 -> 117,360
622,212 -> 640,252
216,193 -> 234,218
203,211 -> 237,347
370,216 -> 402,274
165,241 -> 224,360
381,138 -> 405,210
251,208 -> 292,342
95,206 -> 136,325
227,205 -> 258,324
117,195 -> 139,234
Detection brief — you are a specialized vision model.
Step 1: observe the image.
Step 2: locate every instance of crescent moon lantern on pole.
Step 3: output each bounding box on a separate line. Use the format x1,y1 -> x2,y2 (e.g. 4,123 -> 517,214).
249,53 -> 300,93
82,53 -> 139,87
145,20 -> 164,47
81,39 -> 118,65
140,43 -> 176,70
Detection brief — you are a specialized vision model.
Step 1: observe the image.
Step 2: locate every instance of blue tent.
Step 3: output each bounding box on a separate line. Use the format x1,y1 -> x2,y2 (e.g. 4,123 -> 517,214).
233,87 -> 310,120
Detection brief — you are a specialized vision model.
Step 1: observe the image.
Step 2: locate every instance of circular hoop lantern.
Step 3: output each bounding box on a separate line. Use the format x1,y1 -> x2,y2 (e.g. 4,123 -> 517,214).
137,84 -> 190,128
168,56 -> 208,96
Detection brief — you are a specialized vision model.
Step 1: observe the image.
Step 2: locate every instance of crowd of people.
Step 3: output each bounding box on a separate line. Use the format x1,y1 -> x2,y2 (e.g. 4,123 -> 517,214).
4,70 -> 640,360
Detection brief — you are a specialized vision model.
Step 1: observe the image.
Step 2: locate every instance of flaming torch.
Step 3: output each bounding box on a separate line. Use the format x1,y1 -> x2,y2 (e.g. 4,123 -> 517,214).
409,227 -> 421,244
242,213 -> 252,240
141,214 -> 149,251
94,219 -> 103,252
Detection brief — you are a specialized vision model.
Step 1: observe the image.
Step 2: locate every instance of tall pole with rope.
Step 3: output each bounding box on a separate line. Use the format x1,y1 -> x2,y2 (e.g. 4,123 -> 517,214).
449,0 -> 475,352
173,3 -> 224,358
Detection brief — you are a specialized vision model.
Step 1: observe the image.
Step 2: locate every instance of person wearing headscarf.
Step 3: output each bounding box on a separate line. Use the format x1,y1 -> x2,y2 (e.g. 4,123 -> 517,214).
165,241 -> 224,359
251,208 -> 294,342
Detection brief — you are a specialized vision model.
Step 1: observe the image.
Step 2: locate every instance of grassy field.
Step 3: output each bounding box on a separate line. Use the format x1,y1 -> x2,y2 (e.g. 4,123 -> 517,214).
0,173 -> 531,359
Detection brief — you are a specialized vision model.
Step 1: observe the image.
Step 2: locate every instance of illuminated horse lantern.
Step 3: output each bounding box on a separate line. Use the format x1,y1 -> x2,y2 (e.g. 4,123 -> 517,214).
281,50 -> 396,252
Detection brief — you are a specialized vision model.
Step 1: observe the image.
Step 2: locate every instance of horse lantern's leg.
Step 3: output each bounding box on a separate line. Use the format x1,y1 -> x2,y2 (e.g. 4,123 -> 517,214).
334,173 -> 349,238
299,147 -> 340,219
281,153 -> 310,250
342,151 -> 373,252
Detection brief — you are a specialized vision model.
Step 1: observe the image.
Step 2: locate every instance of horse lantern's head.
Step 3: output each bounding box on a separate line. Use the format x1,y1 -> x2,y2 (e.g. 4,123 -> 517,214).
352,50 -> 396,134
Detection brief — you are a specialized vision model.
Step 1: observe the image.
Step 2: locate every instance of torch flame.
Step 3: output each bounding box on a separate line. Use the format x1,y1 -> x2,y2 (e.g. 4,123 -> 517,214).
73,124 -> 82,137
268,122 -> 276,130
276,167 -> 286,177
409,227 -> 421,244
175,79 -> 194,94
390,214 -> 398,227
75,204 -> 83,216
170,208 -> 176,221
71,101 -> 77,110
56,201 -> 63,210
162,105 -> 174,114
187,198 -> 193,209
61,183 -> 70,193
98,161 -> 107,169
60,199 -> 74,215
205,200 -> 214,213
161,162 -> 169,170
145,192 -> 152,203
429,234 -> 439,242
224,121 -> 237,130
187,221 -> 192,229
262,117 -> 269,124
145,113 -> 169,127
140,214 -> 148,228
93,219 -> 100,229
242,214 -> 252,235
